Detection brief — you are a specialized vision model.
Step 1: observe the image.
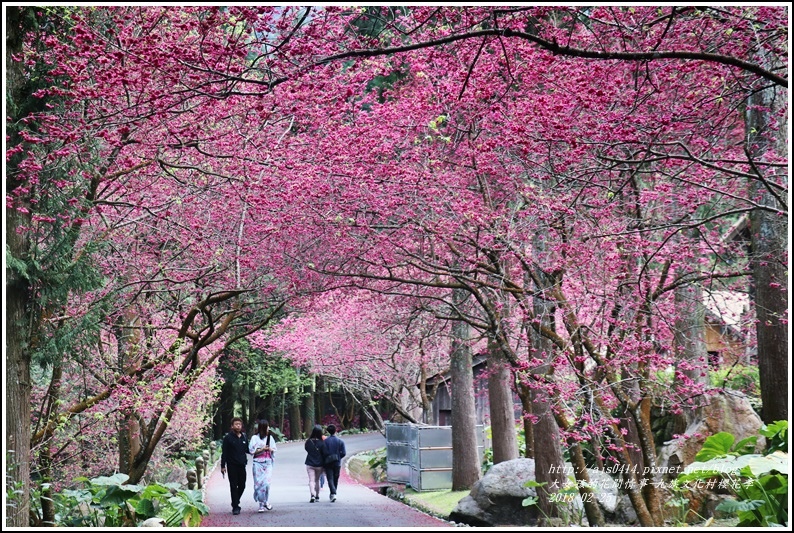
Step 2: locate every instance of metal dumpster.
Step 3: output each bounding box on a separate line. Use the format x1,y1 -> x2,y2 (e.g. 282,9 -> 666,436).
385,422 -> 486,491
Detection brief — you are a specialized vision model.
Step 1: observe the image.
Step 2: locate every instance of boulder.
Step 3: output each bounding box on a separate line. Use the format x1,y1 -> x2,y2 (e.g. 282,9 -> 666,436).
449,458 -> 625,526
449,459 -> 542,526
656,391 -> 765,481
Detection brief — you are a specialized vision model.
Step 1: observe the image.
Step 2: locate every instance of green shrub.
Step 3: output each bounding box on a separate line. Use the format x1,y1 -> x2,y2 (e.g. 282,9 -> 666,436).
53,473 -> 209,527
674,421 -> 788,527
709,365 -> 760,396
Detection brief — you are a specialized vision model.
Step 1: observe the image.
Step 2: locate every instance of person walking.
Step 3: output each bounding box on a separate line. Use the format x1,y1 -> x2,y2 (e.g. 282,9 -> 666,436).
220,417 -> 249,515
323,424 -> 346,502
249,419 -> 277,512
304,425 -> 326,503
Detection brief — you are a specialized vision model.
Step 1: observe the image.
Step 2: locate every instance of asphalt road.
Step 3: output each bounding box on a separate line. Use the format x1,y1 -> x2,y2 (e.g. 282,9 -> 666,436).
200,432 -> 452,528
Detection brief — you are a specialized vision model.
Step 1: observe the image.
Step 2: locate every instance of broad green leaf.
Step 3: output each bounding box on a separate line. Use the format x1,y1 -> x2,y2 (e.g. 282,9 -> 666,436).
733,436 -> 758,455
715,499 -> 765,513
682,454 -> 758,478
695,432 -> 735,461
140,483 -> 172,499
748,451 -> 788,477
90,473 -> 130,486
99,485 -> 140,506
755,473 -> 788,494
134,498 -> 157,517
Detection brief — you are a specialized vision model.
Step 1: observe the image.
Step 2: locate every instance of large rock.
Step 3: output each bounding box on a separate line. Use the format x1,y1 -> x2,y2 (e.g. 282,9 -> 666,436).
449,459 -> 624,526
656,391 -> 765,481
449,459 -> 542,526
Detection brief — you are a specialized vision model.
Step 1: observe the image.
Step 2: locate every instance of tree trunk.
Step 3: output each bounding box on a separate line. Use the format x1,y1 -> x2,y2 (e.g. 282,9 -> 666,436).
486,336 -> 519,464
517,381 -> 535,458
289,386 -> 302,439
248,377 -> 257,428
6,7 -> 33,527
555,412 -> 605,527
671,282 -> 709,433
115,311 -> 142,474
303,377 -> 316,435
745,66 -> 788,424
527,240 -> 566,520
314,375 -> 324,426
450,288 -> 481,490
214,371 -> 235,440
527,374 -> 565,519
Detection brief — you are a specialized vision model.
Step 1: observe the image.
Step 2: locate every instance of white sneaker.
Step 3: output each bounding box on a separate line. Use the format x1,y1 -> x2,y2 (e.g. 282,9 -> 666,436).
258,503 -> 265,513
331,494 -> 336,502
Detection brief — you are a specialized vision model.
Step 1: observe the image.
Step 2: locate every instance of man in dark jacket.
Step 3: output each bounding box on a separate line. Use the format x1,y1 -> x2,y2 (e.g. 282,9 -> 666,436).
220,417 -> 249,514
323,425 -> 346,502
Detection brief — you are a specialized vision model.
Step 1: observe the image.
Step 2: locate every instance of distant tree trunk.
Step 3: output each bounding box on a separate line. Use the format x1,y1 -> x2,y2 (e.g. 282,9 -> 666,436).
450,288 -> 481,490
745,58 -> 788,424
314,375 -> 324,425
487,336 -> 519,464
35,360 -> 65,527
214,370 -> 235,439
303,376 -> 316,435
289,386 -> 302,439
248,378 -> 258,428
517,381 -> 535,458
672,282 -> 709,434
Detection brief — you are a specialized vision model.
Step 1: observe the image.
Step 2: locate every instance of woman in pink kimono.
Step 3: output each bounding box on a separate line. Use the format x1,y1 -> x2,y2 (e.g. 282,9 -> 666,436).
249,419 -> 277,512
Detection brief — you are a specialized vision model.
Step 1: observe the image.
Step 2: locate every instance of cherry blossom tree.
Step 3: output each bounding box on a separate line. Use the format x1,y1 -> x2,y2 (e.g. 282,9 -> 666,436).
262,289 -> 450,424
6,6 -> 786,527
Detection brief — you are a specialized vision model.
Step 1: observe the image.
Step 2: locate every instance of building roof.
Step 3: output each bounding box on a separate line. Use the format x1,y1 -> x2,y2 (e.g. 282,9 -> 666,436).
702,290 -> 750,340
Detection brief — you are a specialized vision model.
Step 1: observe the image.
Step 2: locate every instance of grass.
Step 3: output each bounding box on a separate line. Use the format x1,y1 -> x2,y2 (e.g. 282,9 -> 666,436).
399,488 -> 469,520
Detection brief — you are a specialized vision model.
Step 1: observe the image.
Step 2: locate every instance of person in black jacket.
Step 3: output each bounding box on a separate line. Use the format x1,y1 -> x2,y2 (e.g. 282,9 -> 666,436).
323,424 -> 346,502
220,417 -> 249,515
304,425 -> 326,503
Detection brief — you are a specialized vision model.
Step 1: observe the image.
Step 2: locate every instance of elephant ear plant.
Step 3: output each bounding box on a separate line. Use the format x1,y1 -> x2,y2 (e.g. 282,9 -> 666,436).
673,421 -> 788,527
54,473 -> 209,527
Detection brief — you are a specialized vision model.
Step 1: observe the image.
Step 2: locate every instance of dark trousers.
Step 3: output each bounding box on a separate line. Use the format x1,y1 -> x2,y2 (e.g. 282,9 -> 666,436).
324,464 -> 341,495
227,463 -> 246,509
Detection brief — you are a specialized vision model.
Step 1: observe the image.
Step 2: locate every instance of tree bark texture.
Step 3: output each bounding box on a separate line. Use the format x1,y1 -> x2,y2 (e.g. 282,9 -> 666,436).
450,289 -> 481,490
486,336 -> 519,464
6,7 -> 33,526
745,70 -> 788,424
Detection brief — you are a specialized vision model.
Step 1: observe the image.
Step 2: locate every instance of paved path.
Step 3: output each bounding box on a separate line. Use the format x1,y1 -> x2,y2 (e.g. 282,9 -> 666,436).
200,432 -> 452,528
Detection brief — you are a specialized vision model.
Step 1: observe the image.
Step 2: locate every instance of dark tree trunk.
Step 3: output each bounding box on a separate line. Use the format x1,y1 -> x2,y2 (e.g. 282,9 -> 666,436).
528,265 -> 565,520
289,387 -> 302,439
6,7 -> 33,526
248,378 -> 257,429
303,378 -> 316,435
745,71 -> 788,424
671,282 -> 709,436
518,381 -> 535,458
450,289 -> 481,490
486,337 -> 519,464
314,375 -> 324,425
528,375 -> 565,520
214,373 -> 236,440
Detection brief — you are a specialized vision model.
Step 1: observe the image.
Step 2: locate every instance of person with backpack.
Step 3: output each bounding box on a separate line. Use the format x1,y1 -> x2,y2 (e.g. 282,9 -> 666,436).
220,417 -> 249,515
322,424 -> 346,502
304,425 -> 326,503
249,419 -> 277,512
